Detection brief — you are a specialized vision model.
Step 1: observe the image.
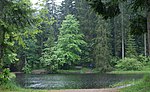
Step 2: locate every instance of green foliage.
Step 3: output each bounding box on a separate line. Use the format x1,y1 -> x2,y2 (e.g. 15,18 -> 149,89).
0,79 -> 47,92
120,75 -> 150,92
0,81 -> 20,91
93,16 -> 111,72
22,63 -> 32,74
110,57 -> 119,68
0,0 -> 40,71
58,68 -> 99,74
0,68 -> 16,85
40,47 -> 62,73
57,14 -> 86,66
137,55 -> 150,65
16,0 -> 56,71
130,15 -> 147,35
116,57 -> 143,71
86,0 -> 120,19
110,71 -> 150,74
126,33 -> 137,58
40,14 -> 86,72
3,50 -> 19,66
75,0 -> 98,66
0,0 -> 148,77
136,55 -> 150,71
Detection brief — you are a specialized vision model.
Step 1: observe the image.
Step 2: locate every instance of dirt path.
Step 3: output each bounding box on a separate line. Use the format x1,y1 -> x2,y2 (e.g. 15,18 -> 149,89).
49,88 -> 119,92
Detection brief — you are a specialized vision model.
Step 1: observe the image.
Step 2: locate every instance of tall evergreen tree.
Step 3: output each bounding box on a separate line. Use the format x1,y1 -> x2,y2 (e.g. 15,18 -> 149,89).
94,16 -> 111,72
126,33 -> 137,57
75,0 -> 98,66
86,0 -> 150,55
40,15 -> 86,72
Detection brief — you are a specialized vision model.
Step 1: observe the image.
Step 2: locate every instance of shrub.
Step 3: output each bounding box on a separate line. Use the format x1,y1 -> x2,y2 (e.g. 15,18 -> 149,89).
137,55 -> 149,65
22,63 -> 31,74
0,68 -> 16,85
110,57 -> 119,68
137,55 -> 150,71
115,58 -> 143,71
143,75 -> 150,82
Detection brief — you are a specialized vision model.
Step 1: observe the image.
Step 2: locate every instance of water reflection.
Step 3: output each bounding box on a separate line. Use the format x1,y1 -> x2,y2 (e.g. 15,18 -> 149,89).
16,73 -> 143,89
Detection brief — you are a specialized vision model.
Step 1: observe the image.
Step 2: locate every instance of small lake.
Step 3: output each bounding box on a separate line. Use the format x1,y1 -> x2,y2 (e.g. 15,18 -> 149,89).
16,73 -> 143,89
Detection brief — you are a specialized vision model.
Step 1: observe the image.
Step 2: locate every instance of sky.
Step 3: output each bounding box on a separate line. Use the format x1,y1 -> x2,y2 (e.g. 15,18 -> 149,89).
30,0 -> 64,5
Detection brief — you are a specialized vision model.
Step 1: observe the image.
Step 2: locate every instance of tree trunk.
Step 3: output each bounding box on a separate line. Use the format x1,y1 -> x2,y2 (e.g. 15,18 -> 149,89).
121,3 -> 125,59
147,12 -> 150,55
144,33 -> 147,56
0,29 -> 5,69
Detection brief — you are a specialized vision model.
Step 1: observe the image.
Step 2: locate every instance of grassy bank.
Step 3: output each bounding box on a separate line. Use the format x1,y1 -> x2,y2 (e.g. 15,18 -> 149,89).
0,82 -> 47,92
108,71 -> 150,74
58,68 -> 99,74
0,89 -> 47,92
120,77 -> 150,92
112,75 -> 150,92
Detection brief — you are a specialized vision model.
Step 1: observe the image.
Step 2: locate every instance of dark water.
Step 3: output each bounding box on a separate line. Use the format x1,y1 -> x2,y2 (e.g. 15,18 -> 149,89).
15,73 -> 143,89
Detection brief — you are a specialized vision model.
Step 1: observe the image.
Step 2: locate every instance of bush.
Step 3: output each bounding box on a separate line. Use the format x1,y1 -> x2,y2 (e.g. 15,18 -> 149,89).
0,68 -> 16,85
110,57 -> 119,68
0,81 -> 20,91
22,63 -> 32,74
115,58 -> 143,71
137,55 -> 150,71
137,55 -> 150,65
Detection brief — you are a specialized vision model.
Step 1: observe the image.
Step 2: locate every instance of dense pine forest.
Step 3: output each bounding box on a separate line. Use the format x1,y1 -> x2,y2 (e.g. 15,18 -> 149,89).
0,0 -> 150,92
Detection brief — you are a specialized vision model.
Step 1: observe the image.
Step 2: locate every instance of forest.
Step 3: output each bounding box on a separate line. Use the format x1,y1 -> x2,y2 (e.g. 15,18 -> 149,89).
0,0 -> 150,92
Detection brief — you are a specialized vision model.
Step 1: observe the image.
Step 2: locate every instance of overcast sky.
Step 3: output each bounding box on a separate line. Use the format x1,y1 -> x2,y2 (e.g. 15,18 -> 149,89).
30,0 -> 64,5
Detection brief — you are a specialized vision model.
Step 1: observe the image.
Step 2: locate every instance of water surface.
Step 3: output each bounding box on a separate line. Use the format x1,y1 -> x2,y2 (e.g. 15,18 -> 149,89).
16,73 -> 143,89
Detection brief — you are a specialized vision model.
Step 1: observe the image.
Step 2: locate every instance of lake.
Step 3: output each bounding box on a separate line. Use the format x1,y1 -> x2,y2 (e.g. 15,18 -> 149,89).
15,73 -> 143,89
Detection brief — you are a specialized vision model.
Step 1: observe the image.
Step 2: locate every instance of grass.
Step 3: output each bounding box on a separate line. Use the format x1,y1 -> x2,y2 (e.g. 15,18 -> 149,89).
0,82 -> 48,92
108,71 -> 150,74
111,80 -> 138,88
58,68 -> 99,74
0,89 -> 48,92
120,80 -> 150,92
109,71 -> 150,92
112,75 -> 150,92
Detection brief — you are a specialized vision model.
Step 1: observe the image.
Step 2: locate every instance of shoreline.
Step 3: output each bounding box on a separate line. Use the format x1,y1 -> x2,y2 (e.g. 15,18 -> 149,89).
48,88 -> 118,92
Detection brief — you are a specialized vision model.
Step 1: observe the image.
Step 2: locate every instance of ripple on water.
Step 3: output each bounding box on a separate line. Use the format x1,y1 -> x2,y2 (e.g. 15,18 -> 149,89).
15,73 -> 143,89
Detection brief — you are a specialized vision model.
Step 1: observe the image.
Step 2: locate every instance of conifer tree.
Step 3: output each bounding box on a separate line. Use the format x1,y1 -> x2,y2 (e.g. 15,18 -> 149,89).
40,15 -> 86,72
126,33 -> 137,57
94,16 -> 111,72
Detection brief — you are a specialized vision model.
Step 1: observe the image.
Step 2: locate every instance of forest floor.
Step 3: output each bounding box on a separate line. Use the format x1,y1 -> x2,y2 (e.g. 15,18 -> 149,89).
49,88 -> 119,92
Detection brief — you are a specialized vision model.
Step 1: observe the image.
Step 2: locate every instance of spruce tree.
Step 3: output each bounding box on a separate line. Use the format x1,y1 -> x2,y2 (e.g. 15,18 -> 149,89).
126,33 -> 137,57
94,16 -> 111,72
75,0 -> 98,66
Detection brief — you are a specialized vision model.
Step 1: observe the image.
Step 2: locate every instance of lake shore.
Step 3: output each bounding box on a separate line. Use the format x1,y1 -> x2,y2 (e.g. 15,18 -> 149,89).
49,88 -> 118,92
0,88 -> 118,92
108,71 -> 150,74
29,68 -> 99,74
